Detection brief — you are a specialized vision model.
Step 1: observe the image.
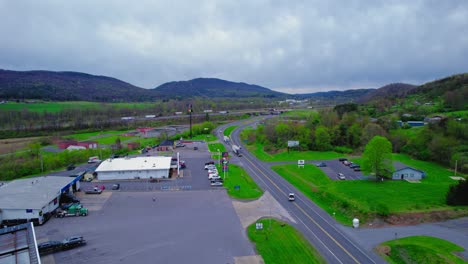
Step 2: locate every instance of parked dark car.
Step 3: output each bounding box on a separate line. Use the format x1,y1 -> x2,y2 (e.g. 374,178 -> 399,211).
205,161 -> 215,165
316,162 -> 327,167
349,164 -> 360,169
338,158 -> 348,162
112,183 -> 120,190
62,236 -> 86,249
38,241 -> 63,255
194,146 -> 198,150
66,164 -> 76,171
353,167 -> 361,171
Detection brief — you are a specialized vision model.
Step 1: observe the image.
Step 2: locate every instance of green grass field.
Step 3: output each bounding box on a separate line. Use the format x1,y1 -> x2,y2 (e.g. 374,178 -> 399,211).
378,236 -> 466,264
94,135 -> 136,145
247,142 -> 344,162
66,130 -> 129,141
217,164 -> 263,199
208,143 -> 226,153
247,218 -> 326,264
281,109 -> 318,118
0,101 -> 156,113
271,154 -> 467,224
189,134 -> 218,142
223,125 -> 237,137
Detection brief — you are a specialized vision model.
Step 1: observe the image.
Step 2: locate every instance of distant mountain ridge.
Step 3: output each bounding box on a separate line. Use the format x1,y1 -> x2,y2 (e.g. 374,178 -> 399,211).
358,83 -> 417,103
295,89 -> 375,103
154,78 -> 286,98
0,69 -> 153,102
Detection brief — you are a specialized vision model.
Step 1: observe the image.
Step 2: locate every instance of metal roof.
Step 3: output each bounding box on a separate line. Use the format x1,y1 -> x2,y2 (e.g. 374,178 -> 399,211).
0,176 -> 77,210
0,223 -> 41,264
95,156 -> 172,172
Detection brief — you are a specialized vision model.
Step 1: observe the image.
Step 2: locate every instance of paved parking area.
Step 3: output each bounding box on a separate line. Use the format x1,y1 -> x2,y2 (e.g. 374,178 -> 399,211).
313,159 -> 365,181
36,191 -> 255,264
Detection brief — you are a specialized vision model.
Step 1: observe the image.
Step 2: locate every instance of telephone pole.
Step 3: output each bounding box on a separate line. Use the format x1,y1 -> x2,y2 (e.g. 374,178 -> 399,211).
188,104 -> 193,139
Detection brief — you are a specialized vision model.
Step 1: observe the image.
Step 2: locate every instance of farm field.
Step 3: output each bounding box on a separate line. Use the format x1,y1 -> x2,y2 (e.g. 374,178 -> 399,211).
280,109 -> 318,118
247,218 -> 326,264
377,236 -> 466,264
0,101 -> 156,113
0,137 -> 40,155
66,130 -> 130,141
271,155 -> 467,224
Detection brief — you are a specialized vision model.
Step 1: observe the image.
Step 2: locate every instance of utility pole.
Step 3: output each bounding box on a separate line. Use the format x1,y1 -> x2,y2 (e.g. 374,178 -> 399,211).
188,104 -> 193,139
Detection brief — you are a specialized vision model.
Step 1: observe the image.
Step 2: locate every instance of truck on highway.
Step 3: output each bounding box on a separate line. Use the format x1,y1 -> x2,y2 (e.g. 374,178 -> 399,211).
232,145 -> 242,157
55,204 -> 88,218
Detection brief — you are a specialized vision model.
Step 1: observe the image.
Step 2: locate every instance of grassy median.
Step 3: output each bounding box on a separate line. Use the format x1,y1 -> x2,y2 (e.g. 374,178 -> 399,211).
377,236 -> 466,264
218,164 -> 263,199
247,218 -> 326,264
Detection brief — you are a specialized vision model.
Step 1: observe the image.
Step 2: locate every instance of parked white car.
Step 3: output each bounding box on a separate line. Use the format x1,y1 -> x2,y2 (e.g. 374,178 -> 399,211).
208,174 -> 220,180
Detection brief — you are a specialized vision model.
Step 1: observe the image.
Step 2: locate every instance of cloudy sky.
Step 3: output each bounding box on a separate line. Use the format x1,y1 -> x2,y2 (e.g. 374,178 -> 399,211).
1,1 -> 467,93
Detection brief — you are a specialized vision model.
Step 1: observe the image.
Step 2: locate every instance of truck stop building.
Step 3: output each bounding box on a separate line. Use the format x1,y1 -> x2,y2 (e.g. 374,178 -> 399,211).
95,156 -> 172,180
0,176 -> 81,226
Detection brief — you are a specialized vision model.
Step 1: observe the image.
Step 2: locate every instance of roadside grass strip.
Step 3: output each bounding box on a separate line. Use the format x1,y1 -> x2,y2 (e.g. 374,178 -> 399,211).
377,236 -> 466,264
247,218 -> 327,264
223,125 -> 238,137
189,134 -> 218,142
217,164 -> 263,199
208,143 -> 226,153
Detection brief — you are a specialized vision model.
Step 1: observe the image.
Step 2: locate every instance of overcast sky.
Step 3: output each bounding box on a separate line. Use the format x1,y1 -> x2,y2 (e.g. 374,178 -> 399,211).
1,1 -> 467,93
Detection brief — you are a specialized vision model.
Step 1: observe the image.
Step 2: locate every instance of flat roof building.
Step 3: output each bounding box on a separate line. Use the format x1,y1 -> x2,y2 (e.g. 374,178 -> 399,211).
95,156 -> 172,180
0,176 -> 81,226
0,223 -> 41,264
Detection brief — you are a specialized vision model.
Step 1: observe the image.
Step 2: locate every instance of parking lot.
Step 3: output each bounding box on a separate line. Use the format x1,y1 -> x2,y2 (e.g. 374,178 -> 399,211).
36,140 -> 256,264
313,159 -> 366,181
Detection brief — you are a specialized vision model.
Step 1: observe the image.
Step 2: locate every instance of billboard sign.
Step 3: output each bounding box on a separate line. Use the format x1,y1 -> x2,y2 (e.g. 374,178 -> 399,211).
288,141 -> 299,147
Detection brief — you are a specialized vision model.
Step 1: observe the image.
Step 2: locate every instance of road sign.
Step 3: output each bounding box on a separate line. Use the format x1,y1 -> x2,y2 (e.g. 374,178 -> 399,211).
256,222 -> 263,230
234,185 -> 240,190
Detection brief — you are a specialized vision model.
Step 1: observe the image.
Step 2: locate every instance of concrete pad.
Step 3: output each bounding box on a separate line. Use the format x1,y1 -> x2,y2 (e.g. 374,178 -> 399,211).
234,255 -> 264,264
75,191 -> 112,211
232,191 -> 296,229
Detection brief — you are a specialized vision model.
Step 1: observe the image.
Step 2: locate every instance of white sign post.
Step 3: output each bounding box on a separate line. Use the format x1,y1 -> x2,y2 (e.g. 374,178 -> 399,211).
298,160 -> 305,168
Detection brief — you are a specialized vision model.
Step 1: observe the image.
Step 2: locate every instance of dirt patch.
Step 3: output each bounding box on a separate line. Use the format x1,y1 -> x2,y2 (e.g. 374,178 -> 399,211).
365,209 -> 468,227
0,137 -> 40,155
375,245 -> 391,256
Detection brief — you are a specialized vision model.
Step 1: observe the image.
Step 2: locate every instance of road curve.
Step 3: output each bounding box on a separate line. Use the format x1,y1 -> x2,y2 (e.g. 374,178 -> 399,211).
221,118 -> 385,264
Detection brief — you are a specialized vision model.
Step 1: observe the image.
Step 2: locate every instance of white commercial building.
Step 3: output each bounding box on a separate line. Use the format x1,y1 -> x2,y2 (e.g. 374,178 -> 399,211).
95,156 -> 172,180
0,176 -> 81,226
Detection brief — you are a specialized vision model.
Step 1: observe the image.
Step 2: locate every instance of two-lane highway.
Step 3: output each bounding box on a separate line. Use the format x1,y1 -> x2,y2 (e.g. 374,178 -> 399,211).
223,118 -> 385,264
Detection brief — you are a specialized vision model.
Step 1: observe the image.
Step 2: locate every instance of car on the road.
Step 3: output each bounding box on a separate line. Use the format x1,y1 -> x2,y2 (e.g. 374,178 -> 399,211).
87,156 -> 101,164
343,161 -> 352,166
210,181 -> 223,187
112,183 -> 120,190
38,240 -> 63,254
288,193 -> 295,201
316,162 -> 327,167
349,164 -> 360,169
194,146 -> 198,150
62,235 -> 86,249
208,174 -> 221,180
175,143 -> 185,148
337,173 -> 346,180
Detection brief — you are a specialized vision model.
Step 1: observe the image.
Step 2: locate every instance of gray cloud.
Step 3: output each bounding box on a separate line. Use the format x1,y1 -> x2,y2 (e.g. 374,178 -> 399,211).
1,0 -> 467,92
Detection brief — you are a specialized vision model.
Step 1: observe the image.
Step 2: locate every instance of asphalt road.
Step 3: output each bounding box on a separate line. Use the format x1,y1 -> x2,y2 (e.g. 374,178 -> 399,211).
224,118 -> 385,264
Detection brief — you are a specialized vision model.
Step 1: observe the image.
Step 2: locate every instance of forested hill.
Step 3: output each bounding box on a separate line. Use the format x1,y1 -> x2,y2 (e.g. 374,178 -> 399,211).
0,69 -> 156,102
358,83 -> 417,103
154,78 -> 286,98
295,89 -> 374,103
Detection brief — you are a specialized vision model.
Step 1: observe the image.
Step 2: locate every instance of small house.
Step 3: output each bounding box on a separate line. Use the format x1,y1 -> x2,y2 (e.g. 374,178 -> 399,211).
156,140 -> 174,151
392,167 -> 426,180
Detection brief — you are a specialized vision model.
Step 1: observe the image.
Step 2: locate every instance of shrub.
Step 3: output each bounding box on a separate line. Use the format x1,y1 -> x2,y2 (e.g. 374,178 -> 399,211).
446,180 -> 468,205
333,146 -> 353,154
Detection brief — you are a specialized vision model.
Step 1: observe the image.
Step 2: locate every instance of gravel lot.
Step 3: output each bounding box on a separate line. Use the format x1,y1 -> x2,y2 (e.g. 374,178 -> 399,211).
313,159 -> 366,180
36,190 -> 255,264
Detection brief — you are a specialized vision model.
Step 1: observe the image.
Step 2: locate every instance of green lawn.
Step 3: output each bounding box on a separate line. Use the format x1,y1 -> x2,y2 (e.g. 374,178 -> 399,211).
272,155 -> 468,224
218,164 -> 263,199
208,143 -> 226,153
247,218 -> 326,264
378,236 -> 466,264
281,109 -> 318,118
95,135 -> 136,145
66,130 -> 129,141
247,142 -> 344,162
189,134 -> 218,142
223,125 -> 237,137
